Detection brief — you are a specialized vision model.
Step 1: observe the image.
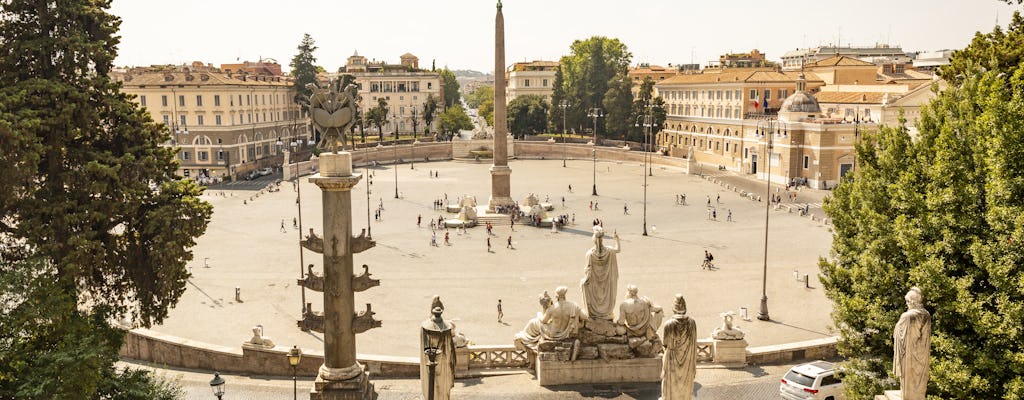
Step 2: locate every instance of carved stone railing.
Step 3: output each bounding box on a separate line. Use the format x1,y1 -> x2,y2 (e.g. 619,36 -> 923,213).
696,339 -> 715,362
455,345 -> 531,376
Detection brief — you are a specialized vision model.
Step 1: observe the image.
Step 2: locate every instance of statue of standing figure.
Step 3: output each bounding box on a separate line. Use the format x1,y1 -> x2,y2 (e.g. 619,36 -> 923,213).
893,287 -> 931,400
420,296 -> 456,400
660,294 -> 697,400
581,225 -> 620,320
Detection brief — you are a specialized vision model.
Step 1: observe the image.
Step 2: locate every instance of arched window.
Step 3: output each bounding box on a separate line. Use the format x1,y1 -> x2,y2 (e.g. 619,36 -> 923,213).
192,135 -> 212,145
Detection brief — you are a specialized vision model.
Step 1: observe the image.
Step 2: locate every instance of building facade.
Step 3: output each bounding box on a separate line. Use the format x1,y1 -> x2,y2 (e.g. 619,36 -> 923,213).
781,44 -> 911,71
338,52 -> 442,136
505,60 -> 558,103
657,73 -> 862,189
117,65 -> 308,180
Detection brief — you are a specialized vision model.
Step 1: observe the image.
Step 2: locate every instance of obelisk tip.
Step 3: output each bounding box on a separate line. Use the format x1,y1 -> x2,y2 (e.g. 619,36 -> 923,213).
497,0 -> 502,10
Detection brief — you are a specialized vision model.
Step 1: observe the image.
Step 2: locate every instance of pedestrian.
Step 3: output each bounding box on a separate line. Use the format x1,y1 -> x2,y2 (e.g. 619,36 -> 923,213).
568,184 -> 573,192
497,299 -> 504,322
589,201 -> 593,210
506,235 -> 513,249
717,194 -> 721,204
280,219 -> 286,233
727,209 -> 733,222
572,212 -> 576,225
624,204 -> 629,215
594,202 -> 599,210
712,208 -> 717,220
431,232 -> 437,247
487,237 -> 492,252
379,198 -> 383,210
444,231 -> 450,245
562,196 -> 566,207
707,196 -> 711,206
682,194 -> 686,205
417,214 -> 422,227
293,217 -> 297,229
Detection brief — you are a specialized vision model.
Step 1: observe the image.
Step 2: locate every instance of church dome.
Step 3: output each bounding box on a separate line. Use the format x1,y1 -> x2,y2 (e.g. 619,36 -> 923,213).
780,91 -> 821,113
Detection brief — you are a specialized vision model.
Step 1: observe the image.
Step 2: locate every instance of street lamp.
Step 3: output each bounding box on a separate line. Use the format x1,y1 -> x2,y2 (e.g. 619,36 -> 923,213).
559,100 -> 569,167
290,140 -> 307,315
366,153 -> 373,240
635,112 -> 656,236
392,113 -> 399,199
423,327 -> 444,400
587,107 -> 604,196
209,372 -> 225,400
287,345 -> 303,400
411,106 -> 418,170
755,117 -> 788,321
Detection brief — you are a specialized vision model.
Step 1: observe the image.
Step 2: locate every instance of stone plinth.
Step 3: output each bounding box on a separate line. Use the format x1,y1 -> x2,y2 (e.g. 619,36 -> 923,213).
535,357 -> 661,386
310,373 -> 375,400
712,339 -> 748,365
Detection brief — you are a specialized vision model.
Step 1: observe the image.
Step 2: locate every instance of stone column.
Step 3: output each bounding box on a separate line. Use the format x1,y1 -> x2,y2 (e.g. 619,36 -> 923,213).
489,0 -> 514,211
309,152 -> 374,400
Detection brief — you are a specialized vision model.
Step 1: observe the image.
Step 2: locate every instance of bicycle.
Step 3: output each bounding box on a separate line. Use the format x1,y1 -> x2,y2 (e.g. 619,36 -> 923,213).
702,259 -> 714,270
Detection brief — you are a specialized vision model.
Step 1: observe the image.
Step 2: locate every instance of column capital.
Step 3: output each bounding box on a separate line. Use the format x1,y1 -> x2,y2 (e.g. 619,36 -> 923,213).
310,173 -> 363,192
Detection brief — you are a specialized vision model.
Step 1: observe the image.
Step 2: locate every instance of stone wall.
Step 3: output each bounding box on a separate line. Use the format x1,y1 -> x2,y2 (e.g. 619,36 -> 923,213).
746,336 -> 838,365
347,143 -> 453,167
514,142 -> 687,169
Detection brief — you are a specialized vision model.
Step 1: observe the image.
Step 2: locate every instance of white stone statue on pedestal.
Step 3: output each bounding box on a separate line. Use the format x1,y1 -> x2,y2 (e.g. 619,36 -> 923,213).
893,287 -> 931,400
514,291 -> 553,350
581,226 -> 620,320
541,286 -> 583,342
660,294 -> 696,400
710,312 -> 745,340
246,325 -> 275,348
420,296 -> 456,400
617,285 -> 663,339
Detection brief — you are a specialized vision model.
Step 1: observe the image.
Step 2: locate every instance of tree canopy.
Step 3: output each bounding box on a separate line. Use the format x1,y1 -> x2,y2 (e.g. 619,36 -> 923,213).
507,95 -> 550,138
0,0 -> 211,397
290,33 -> 319,107
466,85 -> 494,126
422,94 -> 439,135
439,68 -> 461,108
555,36 -> 632,137
821,12 -> 1024,400
438,104 -> 473,136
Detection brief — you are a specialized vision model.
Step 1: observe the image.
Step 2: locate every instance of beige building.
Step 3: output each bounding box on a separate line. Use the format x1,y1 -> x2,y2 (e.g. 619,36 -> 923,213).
505,60 -> 558,103
657,73 -> 863,189
628,64 -> 681,96
781,44 -> 911,71
337,51 -> 442,136
116,65 -> 308,180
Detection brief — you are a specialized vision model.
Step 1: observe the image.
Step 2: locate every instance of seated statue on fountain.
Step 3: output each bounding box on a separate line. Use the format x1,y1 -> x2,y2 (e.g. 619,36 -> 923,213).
616,285 -> 664,358
514,286 -> 583,362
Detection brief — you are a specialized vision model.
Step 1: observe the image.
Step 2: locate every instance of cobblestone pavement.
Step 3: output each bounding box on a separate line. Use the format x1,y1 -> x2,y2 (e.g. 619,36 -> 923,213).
124,360 -> 792,400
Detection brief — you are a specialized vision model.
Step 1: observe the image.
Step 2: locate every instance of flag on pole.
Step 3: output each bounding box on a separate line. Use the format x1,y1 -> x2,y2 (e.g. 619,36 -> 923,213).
752,91 -> 760,110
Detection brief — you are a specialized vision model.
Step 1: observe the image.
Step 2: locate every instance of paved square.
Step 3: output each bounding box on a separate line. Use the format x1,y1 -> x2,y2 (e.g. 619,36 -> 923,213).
154,158 -> 835,357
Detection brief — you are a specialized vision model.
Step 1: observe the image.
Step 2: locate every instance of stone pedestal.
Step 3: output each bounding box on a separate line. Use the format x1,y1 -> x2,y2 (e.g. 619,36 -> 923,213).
535,357 -> 661,386
488,166 -> 515,210
310,374 -> 375,400
712,339 -> 748,365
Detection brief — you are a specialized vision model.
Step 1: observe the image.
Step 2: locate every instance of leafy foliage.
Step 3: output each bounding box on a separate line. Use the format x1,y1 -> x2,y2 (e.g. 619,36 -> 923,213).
0,0 -> 210,396
439,68 -> 461,108
466,85 -> 494,126
289,33 -> 319,107
364,98 -> 389,142
602,74 -> 633,140
507,95 -> 550,138
422,94 -> 438,135
438,104 -> 473,136
821,13 -> 1024,399
555,36 -> 632,137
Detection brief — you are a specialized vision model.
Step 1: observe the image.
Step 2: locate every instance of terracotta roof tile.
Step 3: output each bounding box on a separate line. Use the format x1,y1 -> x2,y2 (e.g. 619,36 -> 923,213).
813,91 -> 887,104
118,71 -> 291,87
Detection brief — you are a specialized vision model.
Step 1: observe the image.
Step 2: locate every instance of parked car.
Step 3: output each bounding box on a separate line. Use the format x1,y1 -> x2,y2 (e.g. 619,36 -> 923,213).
779,360 -> 843,400
258,167 -> 273,176
245,170 -> 260,180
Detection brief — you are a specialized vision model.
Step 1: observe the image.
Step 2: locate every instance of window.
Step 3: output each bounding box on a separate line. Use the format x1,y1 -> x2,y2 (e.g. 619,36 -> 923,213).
214,95 -> 221,106
524,79 -> 530,87
764,89 -> 771,100
262,94 -> 266,105
231,115 -> 235,124
198,151 -> 208,161
543,79 -> 548,87
215,115 -> 222,125
179,114 -> 186,126
162,115 -> 169,124
161,95 -> 168,107
735,90 -> 741,99
181,151 -> 190,160
803,155 -> 809,169
217,150 -> 225,160
140,95 -> 147,106
780,89 -> 788,99
725,91 -> 731,100
178,95 -> 185,107
247,95 -> 251,106
749,89 -> 756,99
725,142 -> 730,151
196,95 -> 203,106
716,90 -> 722,100
239,94 -> 243,105
197,115 -> 204,125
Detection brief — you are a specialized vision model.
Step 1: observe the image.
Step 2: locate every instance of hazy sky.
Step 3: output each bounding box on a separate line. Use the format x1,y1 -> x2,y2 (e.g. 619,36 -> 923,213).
110,1 -> 1021,74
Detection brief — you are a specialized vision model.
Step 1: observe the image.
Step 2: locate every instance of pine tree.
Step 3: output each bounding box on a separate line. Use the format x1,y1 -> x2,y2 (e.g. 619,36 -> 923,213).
0,0 -> 211,397
290,33 -> 319,107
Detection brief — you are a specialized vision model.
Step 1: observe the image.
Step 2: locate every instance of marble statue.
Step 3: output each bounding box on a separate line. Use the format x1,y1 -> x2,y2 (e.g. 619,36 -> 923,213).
542,286 -> 583,342
514,291 -> 554,350
420,296 -> 456,400
617,285 -> 664,339
893,287 -> 931,400
457,204 -> 478,223
522,193 -> 540,207
661,294 -> 697,400
710,312 -> 745,340
582,226 -> 621,320
458,195 -> 477,208
247,325 -> 275,348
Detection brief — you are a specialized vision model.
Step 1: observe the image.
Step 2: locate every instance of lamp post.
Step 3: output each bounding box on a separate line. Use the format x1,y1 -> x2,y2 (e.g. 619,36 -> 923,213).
755,117 -> 787,321
366,151 -> 373,240
559,100 -> 569,167
287,345 -> 303,400
423,329 -> 443,400
411,106 -> 417,170
392,114 -> 399,199
635,112 -> 655,236
290,140 -> 307,314
209,372 -> 225,400
587,107 -> 604,196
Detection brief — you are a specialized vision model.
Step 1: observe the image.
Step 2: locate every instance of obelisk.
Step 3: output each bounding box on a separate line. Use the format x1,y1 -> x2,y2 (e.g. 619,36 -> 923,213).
488,0 -> 514,211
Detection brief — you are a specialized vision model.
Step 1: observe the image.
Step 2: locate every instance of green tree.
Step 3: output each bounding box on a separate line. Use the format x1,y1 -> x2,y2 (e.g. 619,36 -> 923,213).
289,33 -> 319,107
365,98 -> 389,142
602,74 -> 634,141
422,94 -> 438,135
556,36 -> 632,135
548,66 -> 567,132
821,13 -> 1024,400
507,95 -> 550,139
439,68 -> 461,108
438,104 -> 473,137
466,85 -> 494,108
625,77 -> 666,142
479,98 -> 495,126
0,0 -> 211,397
